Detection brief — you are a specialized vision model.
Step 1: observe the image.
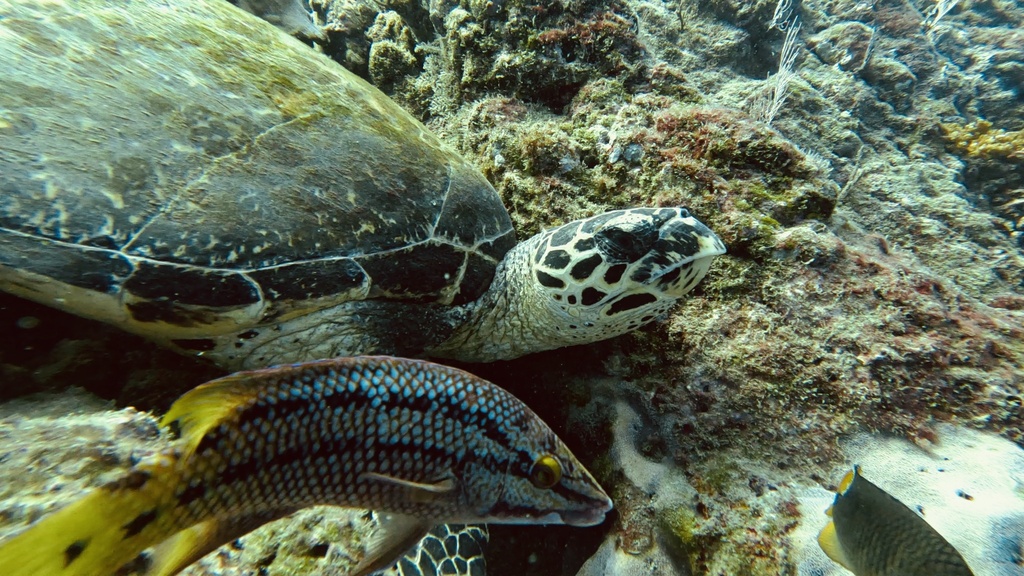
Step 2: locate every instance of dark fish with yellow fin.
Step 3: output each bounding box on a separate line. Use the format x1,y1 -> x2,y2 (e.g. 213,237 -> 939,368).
0,356 -> 612,576
817,465 -> 975,576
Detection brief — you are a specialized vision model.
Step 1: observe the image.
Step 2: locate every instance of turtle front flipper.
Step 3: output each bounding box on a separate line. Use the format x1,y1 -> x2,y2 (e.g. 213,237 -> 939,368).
372,524 -> 488,576
430,207 -> 726,362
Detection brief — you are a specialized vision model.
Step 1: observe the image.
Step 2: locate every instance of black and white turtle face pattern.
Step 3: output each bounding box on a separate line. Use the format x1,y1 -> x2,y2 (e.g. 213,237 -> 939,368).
531,207 -> 725,336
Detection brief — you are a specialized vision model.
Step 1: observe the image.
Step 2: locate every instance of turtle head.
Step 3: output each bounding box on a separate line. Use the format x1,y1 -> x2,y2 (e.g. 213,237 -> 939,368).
529,207 -> 725,342
429,207 -> 724,362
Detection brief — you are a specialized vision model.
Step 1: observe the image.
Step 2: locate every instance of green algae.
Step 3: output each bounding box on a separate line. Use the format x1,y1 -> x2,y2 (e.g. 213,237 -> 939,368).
659,506 -> 704,570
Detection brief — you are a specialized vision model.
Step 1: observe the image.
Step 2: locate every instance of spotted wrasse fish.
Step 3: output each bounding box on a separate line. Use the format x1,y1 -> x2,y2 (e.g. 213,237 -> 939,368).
818,466 -> 975,576
0,356 -> 612,576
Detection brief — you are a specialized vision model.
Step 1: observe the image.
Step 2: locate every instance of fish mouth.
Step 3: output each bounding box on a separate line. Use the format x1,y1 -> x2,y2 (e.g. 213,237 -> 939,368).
558,495 -> 614,527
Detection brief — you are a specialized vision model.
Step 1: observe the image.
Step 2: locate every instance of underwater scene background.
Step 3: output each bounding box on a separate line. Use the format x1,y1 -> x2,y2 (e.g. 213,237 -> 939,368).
0,0 -> 1022,574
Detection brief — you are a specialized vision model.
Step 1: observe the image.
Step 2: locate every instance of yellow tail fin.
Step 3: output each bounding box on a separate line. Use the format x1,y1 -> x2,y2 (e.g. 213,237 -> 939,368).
0,453 -> 187,576
0,371 -> 266,576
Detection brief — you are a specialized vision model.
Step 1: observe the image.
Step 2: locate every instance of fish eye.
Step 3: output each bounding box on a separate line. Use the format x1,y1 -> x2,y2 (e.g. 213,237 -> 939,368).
529,454 -> 562,489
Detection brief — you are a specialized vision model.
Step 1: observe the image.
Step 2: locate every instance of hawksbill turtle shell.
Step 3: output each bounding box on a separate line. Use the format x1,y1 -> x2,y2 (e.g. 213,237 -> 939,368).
0,0 -> 513,354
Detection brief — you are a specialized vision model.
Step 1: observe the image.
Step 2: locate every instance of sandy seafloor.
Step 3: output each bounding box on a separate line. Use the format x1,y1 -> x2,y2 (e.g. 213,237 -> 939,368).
1,0 -> 1023,575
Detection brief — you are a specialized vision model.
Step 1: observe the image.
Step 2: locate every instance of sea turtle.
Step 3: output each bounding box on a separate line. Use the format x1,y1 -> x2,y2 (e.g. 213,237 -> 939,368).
0,0 -> 725,372
0,0 -> 724,573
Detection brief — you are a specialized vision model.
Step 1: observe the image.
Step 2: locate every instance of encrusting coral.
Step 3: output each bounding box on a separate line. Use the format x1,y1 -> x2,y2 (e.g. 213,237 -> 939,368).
942,120 -> 1024,160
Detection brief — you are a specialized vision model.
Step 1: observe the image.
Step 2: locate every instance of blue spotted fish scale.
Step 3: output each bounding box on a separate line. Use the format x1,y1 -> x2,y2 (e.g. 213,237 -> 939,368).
0,356 -> 611,576
178,360 -> 527,519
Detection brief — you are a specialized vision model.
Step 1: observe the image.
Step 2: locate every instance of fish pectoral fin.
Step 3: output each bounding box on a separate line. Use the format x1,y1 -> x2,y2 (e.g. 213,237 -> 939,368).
350,513 -> 432,576
359,472 -> 456,494
141,509 -> 294,576
816,520 -> 853,570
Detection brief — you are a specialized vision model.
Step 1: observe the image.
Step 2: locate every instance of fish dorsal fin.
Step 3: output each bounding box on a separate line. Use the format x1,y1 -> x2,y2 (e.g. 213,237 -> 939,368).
360,472 -> 456,494
816,520 -> 853,570
160,374 -> 260,458
351,514 -> 432,576
837,466 -> 858,495
142,509 -> 293,576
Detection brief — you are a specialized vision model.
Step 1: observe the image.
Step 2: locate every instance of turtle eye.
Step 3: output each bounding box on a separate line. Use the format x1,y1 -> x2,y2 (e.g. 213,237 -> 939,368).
529,454 -> 562,489
595,221 -> 657,263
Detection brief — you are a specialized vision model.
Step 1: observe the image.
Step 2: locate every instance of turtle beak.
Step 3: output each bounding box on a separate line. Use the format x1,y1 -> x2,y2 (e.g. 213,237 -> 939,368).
648,227 -> 726,283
